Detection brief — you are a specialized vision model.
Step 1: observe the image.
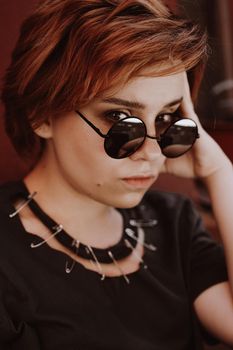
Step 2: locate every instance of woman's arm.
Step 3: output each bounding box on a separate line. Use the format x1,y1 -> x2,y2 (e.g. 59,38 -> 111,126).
194,164 -> 233,347
163,72 -> 233,345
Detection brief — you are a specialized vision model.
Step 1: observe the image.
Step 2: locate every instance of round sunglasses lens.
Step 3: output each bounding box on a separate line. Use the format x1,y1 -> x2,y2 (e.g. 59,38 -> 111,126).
104,117 -> 146,159
159,119 -> 198,158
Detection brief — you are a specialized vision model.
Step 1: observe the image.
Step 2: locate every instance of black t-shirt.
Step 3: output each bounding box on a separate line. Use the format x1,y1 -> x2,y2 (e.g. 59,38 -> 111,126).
0,181 -> 228,350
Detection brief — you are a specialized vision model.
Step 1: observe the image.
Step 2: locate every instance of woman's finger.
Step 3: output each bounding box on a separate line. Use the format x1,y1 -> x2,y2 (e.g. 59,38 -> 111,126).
180,72 -> 202,127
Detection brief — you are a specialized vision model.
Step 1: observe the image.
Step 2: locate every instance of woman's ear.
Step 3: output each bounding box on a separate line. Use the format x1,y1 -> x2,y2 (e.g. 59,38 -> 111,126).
33,119 -> 53,139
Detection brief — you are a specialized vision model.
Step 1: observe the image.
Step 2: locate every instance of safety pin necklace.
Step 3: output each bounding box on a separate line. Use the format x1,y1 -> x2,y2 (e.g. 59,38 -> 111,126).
9,190 -> 158,284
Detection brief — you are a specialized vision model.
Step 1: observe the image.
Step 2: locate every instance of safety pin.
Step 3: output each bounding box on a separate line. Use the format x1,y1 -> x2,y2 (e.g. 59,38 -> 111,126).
9,191 -> 37,218
108,251 -> 130,284
125,227 -> 157,251
31,224 -> 63,248
65,240 -> 80,274
129,219 -> 158,227
85,246 -> 105,281
124,238 -> 148,269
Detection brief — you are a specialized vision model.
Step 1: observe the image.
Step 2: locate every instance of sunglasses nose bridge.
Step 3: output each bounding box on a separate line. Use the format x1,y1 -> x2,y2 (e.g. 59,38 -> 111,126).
129,132 -> 162,161
145,134 -> 161,142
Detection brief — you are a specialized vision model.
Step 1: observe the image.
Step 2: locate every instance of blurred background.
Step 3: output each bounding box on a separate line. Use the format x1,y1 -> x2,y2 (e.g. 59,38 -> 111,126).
0,2 -> 232,348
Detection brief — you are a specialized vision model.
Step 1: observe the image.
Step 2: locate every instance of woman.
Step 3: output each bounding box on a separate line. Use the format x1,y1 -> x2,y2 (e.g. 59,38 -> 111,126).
0,0 -> 233,349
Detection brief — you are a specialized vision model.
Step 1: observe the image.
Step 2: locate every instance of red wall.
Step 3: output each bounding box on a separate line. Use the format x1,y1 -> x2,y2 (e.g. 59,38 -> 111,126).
0,1 -> 39,183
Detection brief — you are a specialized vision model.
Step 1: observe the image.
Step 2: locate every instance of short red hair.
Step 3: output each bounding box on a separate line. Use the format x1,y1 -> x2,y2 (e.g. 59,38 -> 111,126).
1,0 -> 208,157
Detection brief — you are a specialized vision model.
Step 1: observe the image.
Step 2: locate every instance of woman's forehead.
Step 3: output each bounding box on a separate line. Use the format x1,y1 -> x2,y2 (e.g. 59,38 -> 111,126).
94,73 -> 185,111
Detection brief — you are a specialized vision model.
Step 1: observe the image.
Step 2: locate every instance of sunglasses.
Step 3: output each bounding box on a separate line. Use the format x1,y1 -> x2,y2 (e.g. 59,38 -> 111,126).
76,110 -> 199,159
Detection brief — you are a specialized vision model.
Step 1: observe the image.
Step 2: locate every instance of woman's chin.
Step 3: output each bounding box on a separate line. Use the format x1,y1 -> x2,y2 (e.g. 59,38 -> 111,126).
111,191 -> 147,209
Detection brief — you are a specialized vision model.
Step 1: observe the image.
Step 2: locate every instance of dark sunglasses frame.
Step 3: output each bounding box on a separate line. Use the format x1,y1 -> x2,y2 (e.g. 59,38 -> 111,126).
75,110 -> 199,159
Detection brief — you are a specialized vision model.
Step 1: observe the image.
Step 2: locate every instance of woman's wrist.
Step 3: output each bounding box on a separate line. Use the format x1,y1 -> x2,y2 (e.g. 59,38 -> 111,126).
201,159 -> 232,188
201,157 -> 233,195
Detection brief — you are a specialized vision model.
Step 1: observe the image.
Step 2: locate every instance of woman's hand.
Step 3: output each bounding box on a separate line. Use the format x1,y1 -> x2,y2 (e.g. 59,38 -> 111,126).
162,72 -> 231,179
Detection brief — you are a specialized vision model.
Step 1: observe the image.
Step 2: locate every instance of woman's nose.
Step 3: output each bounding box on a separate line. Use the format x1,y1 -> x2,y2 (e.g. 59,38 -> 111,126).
129,136 -> 162,162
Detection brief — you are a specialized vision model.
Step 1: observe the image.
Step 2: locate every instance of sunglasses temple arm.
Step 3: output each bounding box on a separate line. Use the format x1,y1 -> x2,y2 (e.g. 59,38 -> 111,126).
75,111 -> 107,138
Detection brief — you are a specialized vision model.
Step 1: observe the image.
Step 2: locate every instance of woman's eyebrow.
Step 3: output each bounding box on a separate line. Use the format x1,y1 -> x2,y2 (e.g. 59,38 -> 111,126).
101,97 -> 183,109
102,97 -> 144,109
164,97 -> 183,108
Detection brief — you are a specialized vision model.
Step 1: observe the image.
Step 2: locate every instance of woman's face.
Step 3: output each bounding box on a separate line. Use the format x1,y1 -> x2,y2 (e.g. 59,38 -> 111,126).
47,72 -> 185,208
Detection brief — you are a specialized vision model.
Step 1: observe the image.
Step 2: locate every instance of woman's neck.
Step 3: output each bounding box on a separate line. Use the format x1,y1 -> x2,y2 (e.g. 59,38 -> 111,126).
23,155 -> 123,248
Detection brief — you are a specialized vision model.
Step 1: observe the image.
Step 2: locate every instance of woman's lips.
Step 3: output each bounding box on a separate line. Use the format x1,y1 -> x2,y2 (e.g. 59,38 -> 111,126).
121,175 -> 155,188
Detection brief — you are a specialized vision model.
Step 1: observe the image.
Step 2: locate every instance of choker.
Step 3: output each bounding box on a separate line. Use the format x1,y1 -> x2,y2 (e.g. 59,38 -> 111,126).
9,182 -> 157,283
